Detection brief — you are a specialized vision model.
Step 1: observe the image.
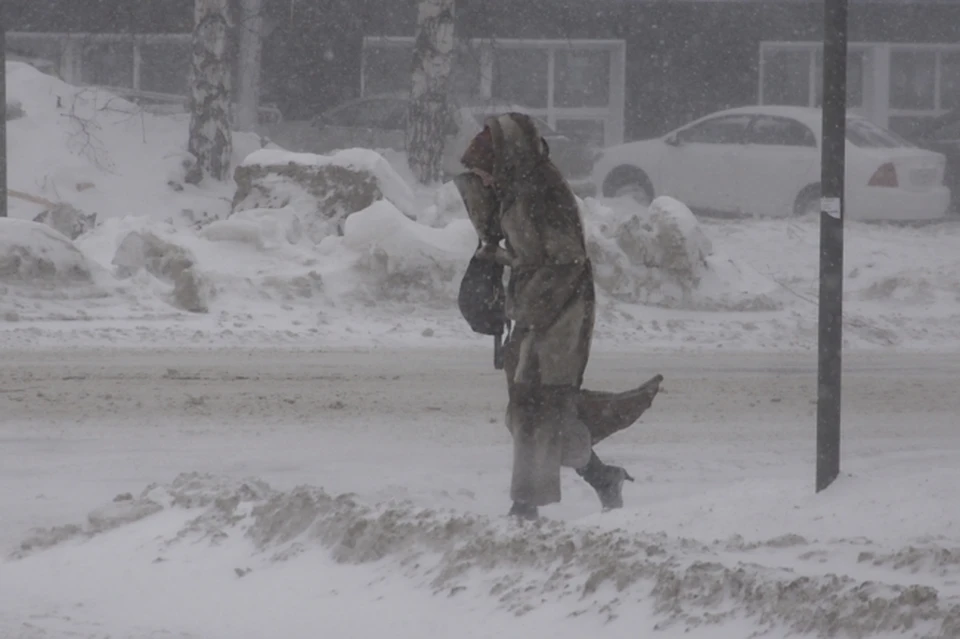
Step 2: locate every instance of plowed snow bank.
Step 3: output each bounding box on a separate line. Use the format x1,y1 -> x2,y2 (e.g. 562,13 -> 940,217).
9,472 -> 960,639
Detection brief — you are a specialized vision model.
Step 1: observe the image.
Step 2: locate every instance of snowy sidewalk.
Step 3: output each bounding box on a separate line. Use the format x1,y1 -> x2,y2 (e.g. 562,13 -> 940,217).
2,348 -> 959,638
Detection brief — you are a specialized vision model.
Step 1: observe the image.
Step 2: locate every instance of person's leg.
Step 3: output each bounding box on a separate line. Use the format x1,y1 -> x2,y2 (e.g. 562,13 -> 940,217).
576,451 -> 635,511
506,382 -> 563,514
571,375 -> 663,510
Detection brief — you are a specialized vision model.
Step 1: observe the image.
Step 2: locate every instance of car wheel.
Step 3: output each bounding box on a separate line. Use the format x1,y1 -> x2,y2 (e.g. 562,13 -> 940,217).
793,185 -> 820,217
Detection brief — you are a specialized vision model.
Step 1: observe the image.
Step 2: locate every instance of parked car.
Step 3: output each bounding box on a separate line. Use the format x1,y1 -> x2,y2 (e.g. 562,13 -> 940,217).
592,105 -> 951,222
912,109 -> 960,212
259,93 -> 598,195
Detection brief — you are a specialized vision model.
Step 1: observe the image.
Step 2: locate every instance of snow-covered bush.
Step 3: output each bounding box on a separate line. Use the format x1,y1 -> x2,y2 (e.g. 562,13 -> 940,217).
232,149 -> 418,243
201,207 -> 305,250
112,230 -> 211,313
0,218 -> 94,286
340,200 -> 476,305
583,196 -> 779,311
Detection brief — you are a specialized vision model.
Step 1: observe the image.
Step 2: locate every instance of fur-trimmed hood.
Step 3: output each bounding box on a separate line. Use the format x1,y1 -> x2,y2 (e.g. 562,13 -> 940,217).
483,112 -> 551,188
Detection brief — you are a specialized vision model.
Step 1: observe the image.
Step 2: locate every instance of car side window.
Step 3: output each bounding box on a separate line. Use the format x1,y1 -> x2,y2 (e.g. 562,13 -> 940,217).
677,115 -> 753,144
746,116 -> 817,147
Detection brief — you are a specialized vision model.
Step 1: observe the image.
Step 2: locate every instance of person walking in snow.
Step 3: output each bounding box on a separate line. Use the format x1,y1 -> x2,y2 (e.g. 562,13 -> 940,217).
456,112 -> 662,520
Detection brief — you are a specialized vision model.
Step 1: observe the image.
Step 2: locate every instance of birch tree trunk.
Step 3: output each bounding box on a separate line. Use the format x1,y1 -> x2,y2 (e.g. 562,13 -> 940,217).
407,0 -> 455,185
234,0 -> 263,132
186,0 -> 234,184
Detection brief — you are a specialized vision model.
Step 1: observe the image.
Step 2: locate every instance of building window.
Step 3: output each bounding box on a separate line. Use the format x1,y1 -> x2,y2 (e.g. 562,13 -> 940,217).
139,42 -> 190,95
7,37 -> 62,75
80,42 -> 134,88
761,49 -> 809,106
362,43 -> 413,95
491,48 -> 549,108
451,44 -> 485,101
554,49 -> 610,108
940,51 -> 960,111
814,49 -> 864,109
890,50 -> 936,110
361,36 -> 626,146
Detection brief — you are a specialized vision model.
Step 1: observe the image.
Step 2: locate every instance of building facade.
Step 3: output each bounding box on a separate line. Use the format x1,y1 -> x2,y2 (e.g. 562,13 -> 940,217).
5,0 -> 959,144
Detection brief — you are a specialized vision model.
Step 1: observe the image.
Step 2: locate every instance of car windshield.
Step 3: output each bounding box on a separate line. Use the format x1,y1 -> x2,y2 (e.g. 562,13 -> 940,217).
845,118 -> 915,149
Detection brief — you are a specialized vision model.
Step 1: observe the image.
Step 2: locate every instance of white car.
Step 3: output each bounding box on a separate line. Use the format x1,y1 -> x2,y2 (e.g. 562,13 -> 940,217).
592,106 -> 951,222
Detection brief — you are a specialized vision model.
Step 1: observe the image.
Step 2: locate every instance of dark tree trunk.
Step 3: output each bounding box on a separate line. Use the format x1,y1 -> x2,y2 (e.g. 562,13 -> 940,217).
186,0 -> 234,184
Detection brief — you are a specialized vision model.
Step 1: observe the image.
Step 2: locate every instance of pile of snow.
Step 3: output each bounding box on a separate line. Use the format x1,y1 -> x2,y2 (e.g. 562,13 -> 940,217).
231,148 -> 419,242
32,203 -> 98,240
583,196 -> 780,311
5,60 -> 266,227
8,472 -> 960,638
111,229 -> 211,313
4,59 -> 960,352
0,218 -> 182,324
0,219 -> 94,288
341,201 -> 477,304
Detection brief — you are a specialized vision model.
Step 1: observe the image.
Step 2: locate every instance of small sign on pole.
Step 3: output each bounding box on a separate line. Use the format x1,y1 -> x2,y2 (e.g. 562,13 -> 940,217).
816,0 -> 848,493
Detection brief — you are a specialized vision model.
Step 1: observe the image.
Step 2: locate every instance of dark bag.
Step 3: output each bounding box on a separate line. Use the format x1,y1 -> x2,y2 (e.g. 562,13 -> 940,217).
458,245 -> 509,369
458,246 -> 506,336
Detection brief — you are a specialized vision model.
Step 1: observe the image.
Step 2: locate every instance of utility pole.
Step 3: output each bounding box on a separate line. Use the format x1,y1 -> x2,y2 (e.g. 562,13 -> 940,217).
816,0 -> 848,493
1,5 -> 7,218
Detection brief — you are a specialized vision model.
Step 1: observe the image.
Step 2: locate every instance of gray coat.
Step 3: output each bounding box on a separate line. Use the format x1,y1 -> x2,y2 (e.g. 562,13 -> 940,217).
460,112 -> 596,505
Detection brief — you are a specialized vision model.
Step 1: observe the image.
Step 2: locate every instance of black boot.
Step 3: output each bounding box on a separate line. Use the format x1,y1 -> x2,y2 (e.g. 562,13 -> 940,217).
577,452 -> 635,511
508,501 -> 539,520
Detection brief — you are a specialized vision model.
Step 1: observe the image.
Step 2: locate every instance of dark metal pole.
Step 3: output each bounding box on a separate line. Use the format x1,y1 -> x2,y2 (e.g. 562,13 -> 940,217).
0,5 -> 7,218
816,0 -> 848,493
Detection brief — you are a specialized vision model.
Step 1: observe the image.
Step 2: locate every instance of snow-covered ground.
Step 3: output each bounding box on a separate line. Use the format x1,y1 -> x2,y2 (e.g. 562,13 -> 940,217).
2,348 -> 959,638
3,61 -> 960,638
2,61 -> 960,354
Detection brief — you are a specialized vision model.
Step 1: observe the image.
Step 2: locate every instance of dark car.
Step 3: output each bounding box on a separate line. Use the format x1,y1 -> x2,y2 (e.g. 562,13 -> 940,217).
913,110 -> 960,212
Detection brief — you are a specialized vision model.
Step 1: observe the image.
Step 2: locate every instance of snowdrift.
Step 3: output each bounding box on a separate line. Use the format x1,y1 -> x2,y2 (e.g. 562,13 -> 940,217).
4,59 -> 960,351
220,147 -> 776,309
9,472 -> 960,638
0,218 -> 116,322
583,196 -> 780,311
232,148 -> 419,241
0,217 -> 181,324
341,201 -> 477,304
0,218 -> 94,287
5,60 -> 265,227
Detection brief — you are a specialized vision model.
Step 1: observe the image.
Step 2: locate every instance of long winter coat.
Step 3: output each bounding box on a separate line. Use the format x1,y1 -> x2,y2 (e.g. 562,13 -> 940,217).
460,112 -> 596,505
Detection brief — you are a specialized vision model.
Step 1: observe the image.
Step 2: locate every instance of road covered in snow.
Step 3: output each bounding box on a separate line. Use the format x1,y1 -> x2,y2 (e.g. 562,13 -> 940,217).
2,347 -> 959,638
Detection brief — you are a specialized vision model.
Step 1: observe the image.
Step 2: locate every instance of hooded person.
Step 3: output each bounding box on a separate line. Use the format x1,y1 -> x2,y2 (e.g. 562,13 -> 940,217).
456,112 -> 662,519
